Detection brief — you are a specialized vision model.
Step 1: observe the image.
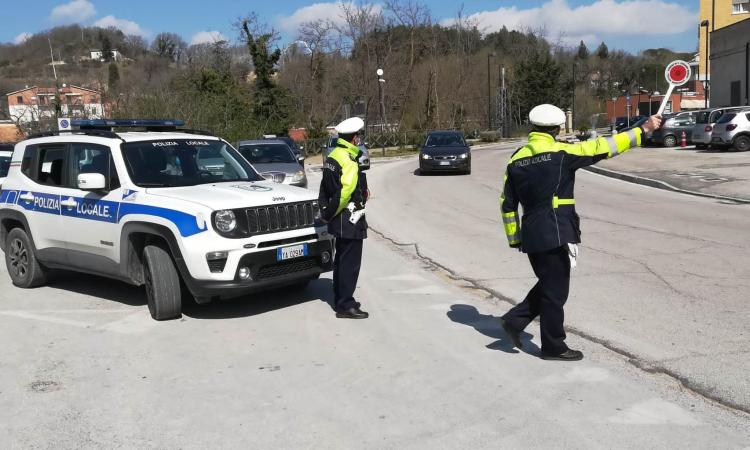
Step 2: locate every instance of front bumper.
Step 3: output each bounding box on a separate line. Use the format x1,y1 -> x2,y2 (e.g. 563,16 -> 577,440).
420,158 -> 470,171
181,239 -> 333,300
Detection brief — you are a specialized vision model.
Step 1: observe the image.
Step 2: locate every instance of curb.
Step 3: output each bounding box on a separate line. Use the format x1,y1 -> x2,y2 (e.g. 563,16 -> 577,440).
584,165 -> 750,205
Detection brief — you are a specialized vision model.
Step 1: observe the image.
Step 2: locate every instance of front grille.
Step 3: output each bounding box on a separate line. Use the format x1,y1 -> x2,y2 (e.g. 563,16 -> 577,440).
207,258 -> 227,273
434,155 -> 457,161
256,258 -> 317,280
246,201 -> 317,235
262,172 -> 286,183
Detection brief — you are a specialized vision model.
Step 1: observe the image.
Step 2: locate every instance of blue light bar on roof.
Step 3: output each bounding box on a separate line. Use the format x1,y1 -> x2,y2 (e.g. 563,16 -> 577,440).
71,119 -> 185,128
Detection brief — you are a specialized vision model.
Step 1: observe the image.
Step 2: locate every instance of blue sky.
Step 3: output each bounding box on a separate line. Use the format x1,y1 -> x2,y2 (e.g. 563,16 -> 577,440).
3,0 -> 699,54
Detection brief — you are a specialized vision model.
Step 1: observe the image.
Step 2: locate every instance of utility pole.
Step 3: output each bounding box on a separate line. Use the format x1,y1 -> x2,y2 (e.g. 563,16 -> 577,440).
501,66 -> 507,138
487,52 -> 495,129
572,61 -> 576,132
377,68 -> 386,156
48,38 -> 58,81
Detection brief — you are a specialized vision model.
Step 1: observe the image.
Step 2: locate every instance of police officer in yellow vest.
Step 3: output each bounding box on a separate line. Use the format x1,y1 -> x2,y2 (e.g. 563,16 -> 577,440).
499,104 -> 662,361
318,117 -> 370,319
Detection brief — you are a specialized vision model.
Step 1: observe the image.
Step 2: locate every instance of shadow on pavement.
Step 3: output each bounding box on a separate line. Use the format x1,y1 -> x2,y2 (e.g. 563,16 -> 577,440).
184,278 -> 333,320
47,271 -> 146,307
45,270 -> 334,319
447,304 -> 540,356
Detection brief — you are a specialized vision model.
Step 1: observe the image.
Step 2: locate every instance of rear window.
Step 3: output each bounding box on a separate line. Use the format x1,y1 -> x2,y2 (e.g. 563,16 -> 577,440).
695,111 -> 710,124
716,113 -> 736,124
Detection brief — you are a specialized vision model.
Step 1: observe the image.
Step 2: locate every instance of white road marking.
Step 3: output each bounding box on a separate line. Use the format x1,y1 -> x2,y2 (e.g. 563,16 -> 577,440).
539,367 -> 611,384
394,285 -> 449,295
98,310 -> 160,334
0,310 -> 93,328
606,398 -> 700,425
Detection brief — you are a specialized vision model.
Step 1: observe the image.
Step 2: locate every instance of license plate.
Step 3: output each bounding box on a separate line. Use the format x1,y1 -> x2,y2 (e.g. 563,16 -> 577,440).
439,161 -> 451,166
277,244 -> 307,261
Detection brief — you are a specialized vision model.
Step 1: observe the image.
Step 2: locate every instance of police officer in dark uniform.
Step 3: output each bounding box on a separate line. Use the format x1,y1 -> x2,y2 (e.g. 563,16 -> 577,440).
499,104 -> 662,360
318,117 -> 370,319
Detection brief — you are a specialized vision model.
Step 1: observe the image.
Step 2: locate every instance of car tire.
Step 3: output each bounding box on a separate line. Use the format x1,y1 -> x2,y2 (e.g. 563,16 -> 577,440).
5,228 -> 47,288
143,244 -> 182,321
733,135 -> 750,152
663,135 -> 677,147
465,165 -> 472,175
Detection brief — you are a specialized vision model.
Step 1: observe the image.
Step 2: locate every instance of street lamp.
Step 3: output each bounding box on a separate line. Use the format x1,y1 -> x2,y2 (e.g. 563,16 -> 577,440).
700,19 -> 710,108
377,68 -> 386,155
487,52 -> 496,129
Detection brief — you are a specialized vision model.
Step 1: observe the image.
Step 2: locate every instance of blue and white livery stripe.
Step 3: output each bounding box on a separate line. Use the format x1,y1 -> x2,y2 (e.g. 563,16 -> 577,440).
0,190 -> 207,237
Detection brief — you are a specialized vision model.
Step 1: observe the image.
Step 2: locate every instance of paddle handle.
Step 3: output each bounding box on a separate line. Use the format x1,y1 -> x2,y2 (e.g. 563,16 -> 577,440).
656,83 -> 675,116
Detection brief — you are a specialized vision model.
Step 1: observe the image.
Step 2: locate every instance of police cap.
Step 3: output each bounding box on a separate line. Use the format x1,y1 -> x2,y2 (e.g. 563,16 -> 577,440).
529,104 -> 566,127
335,117 -> 365,135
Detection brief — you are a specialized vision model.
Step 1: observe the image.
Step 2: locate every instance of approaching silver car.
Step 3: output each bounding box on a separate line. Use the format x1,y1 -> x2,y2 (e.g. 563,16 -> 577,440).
711,110 -> 750,152
236,140 -> 308,188
692,107 -> 744,149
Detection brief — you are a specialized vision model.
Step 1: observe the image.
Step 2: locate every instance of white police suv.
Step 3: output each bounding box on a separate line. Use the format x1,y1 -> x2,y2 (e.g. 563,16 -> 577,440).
0,120 -> 333,320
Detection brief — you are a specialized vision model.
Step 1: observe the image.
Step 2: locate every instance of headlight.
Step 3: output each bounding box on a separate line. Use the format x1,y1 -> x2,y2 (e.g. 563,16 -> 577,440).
421,153 -> 432,160
214,210 -> 237,233
290,170 -> 305,183
459,153 -> 469,159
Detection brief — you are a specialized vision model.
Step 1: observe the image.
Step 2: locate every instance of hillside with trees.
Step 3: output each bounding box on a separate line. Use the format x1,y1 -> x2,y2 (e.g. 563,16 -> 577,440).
0,2 -> 693,142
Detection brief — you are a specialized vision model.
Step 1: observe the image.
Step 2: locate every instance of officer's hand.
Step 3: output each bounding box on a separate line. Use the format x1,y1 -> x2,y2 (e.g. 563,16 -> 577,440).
642,115 -> 662,133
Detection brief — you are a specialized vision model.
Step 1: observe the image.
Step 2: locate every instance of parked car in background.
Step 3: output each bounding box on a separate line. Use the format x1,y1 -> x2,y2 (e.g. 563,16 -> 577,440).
647,111 -> 696,147
710,110 -> 750,152
692,107 -> 742,149
237,140 -> 308,188
324,135 -> 371,170
418,130 -> 471,175
0,143 -> 13,187
262,135 -> 305,162
614,116 -> 645,132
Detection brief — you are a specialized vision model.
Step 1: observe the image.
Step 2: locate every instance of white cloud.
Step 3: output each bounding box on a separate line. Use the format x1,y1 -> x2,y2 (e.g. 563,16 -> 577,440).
14,32 -> 32,44
440,0 -> 697,47
277,2 -> 379,34
190,31 -> 228,46
94,15 -> 149,37
49,0 -> 96,24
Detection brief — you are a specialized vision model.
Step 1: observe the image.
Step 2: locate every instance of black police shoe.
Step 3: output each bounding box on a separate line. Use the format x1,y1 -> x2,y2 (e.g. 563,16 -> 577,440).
500,319 -> 523,349
540,349 -> 584,361
336,307 -> 369,319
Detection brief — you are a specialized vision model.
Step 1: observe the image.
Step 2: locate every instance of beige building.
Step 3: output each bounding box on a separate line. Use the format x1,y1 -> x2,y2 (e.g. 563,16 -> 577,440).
698,0 -> 750,82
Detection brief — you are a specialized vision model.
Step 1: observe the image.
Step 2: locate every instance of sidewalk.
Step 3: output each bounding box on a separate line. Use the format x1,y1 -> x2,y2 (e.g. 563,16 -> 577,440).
592,145 -> 750,203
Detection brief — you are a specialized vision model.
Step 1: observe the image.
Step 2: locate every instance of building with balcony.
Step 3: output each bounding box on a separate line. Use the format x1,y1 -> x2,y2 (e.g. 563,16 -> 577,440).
6,85 -> 104,124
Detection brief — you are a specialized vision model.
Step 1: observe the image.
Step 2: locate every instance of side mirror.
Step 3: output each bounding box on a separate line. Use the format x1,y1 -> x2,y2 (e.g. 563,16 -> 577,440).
297,154 -> 305,164
78,173 -> 107,191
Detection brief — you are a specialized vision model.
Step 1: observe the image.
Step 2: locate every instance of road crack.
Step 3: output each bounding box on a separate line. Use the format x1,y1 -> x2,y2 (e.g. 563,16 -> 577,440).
369,226 -> 750,417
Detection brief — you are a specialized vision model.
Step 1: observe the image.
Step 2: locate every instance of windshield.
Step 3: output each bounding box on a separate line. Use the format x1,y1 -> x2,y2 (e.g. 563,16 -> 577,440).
0,155 -> 10,178
716,113 -> 736,124
238,143 -> 296,164
122,139 -> 263,188
425,134 -> 465,147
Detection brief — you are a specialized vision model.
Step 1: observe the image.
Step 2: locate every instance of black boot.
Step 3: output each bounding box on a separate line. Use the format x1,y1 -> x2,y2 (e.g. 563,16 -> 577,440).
336,307 -> 369,319
500,319 -> 523,349
540,349 -> 583,361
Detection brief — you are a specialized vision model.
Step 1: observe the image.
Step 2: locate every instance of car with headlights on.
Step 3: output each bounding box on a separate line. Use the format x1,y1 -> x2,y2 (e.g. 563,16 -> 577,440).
0,120 -> 333,321
419,130 -> 471,175
237,140 -> 308,188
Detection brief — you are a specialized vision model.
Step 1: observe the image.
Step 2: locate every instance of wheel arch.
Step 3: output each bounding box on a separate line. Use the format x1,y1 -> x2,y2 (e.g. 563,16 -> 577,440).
119,222 -> 189,286
0,210 -> 33,254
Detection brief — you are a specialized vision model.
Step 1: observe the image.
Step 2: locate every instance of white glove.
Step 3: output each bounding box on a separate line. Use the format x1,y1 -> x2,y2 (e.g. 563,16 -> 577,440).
347,202 -> 365,224
568,243 -> 578,269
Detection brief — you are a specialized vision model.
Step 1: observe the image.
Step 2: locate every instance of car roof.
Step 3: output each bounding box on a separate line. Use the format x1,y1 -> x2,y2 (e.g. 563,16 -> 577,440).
237,140 -> 290,146
427,130 -> 463,135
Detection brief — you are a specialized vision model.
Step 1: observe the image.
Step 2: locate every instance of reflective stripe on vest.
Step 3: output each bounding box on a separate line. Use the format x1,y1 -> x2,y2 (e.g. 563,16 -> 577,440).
552,196 -> 575,208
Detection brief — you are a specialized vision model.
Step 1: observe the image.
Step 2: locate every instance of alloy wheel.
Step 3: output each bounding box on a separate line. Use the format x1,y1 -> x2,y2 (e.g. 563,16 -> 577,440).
8,238 -> 28,279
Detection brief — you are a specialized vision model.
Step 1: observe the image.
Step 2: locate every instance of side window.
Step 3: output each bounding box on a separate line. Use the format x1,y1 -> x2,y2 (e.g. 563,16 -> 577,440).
21,145 -> 37,179
36,146 -> 67,187
69,143 -> 120,190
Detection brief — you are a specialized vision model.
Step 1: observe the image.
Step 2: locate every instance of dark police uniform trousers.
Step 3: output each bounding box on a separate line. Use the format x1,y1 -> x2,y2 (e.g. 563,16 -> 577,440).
318,141 -> 369,312
500,128 -> 642,355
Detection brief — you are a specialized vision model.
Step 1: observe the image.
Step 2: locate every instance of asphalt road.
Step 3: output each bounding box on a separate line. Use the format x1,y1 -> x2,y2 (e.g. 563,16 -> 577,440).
1,151 -> 749,448
365,142 -> 750,414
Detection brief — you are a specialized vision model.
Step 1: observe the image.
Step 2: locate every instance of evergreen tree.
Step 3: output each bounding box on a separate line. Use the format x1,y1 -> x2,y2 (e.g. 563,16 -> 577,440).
514,51 -> 570,120
108,62 -> 120,91
596,42 -> 609,59
100,33 -> 114,62
576,40 -> 589,60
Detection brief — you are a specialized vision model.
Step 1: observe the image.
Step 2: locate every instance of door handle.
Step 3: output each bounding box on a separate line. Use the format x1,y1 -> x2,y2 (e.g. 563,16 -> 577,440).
60,197 -> 77,208
19,192 -> 34,202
